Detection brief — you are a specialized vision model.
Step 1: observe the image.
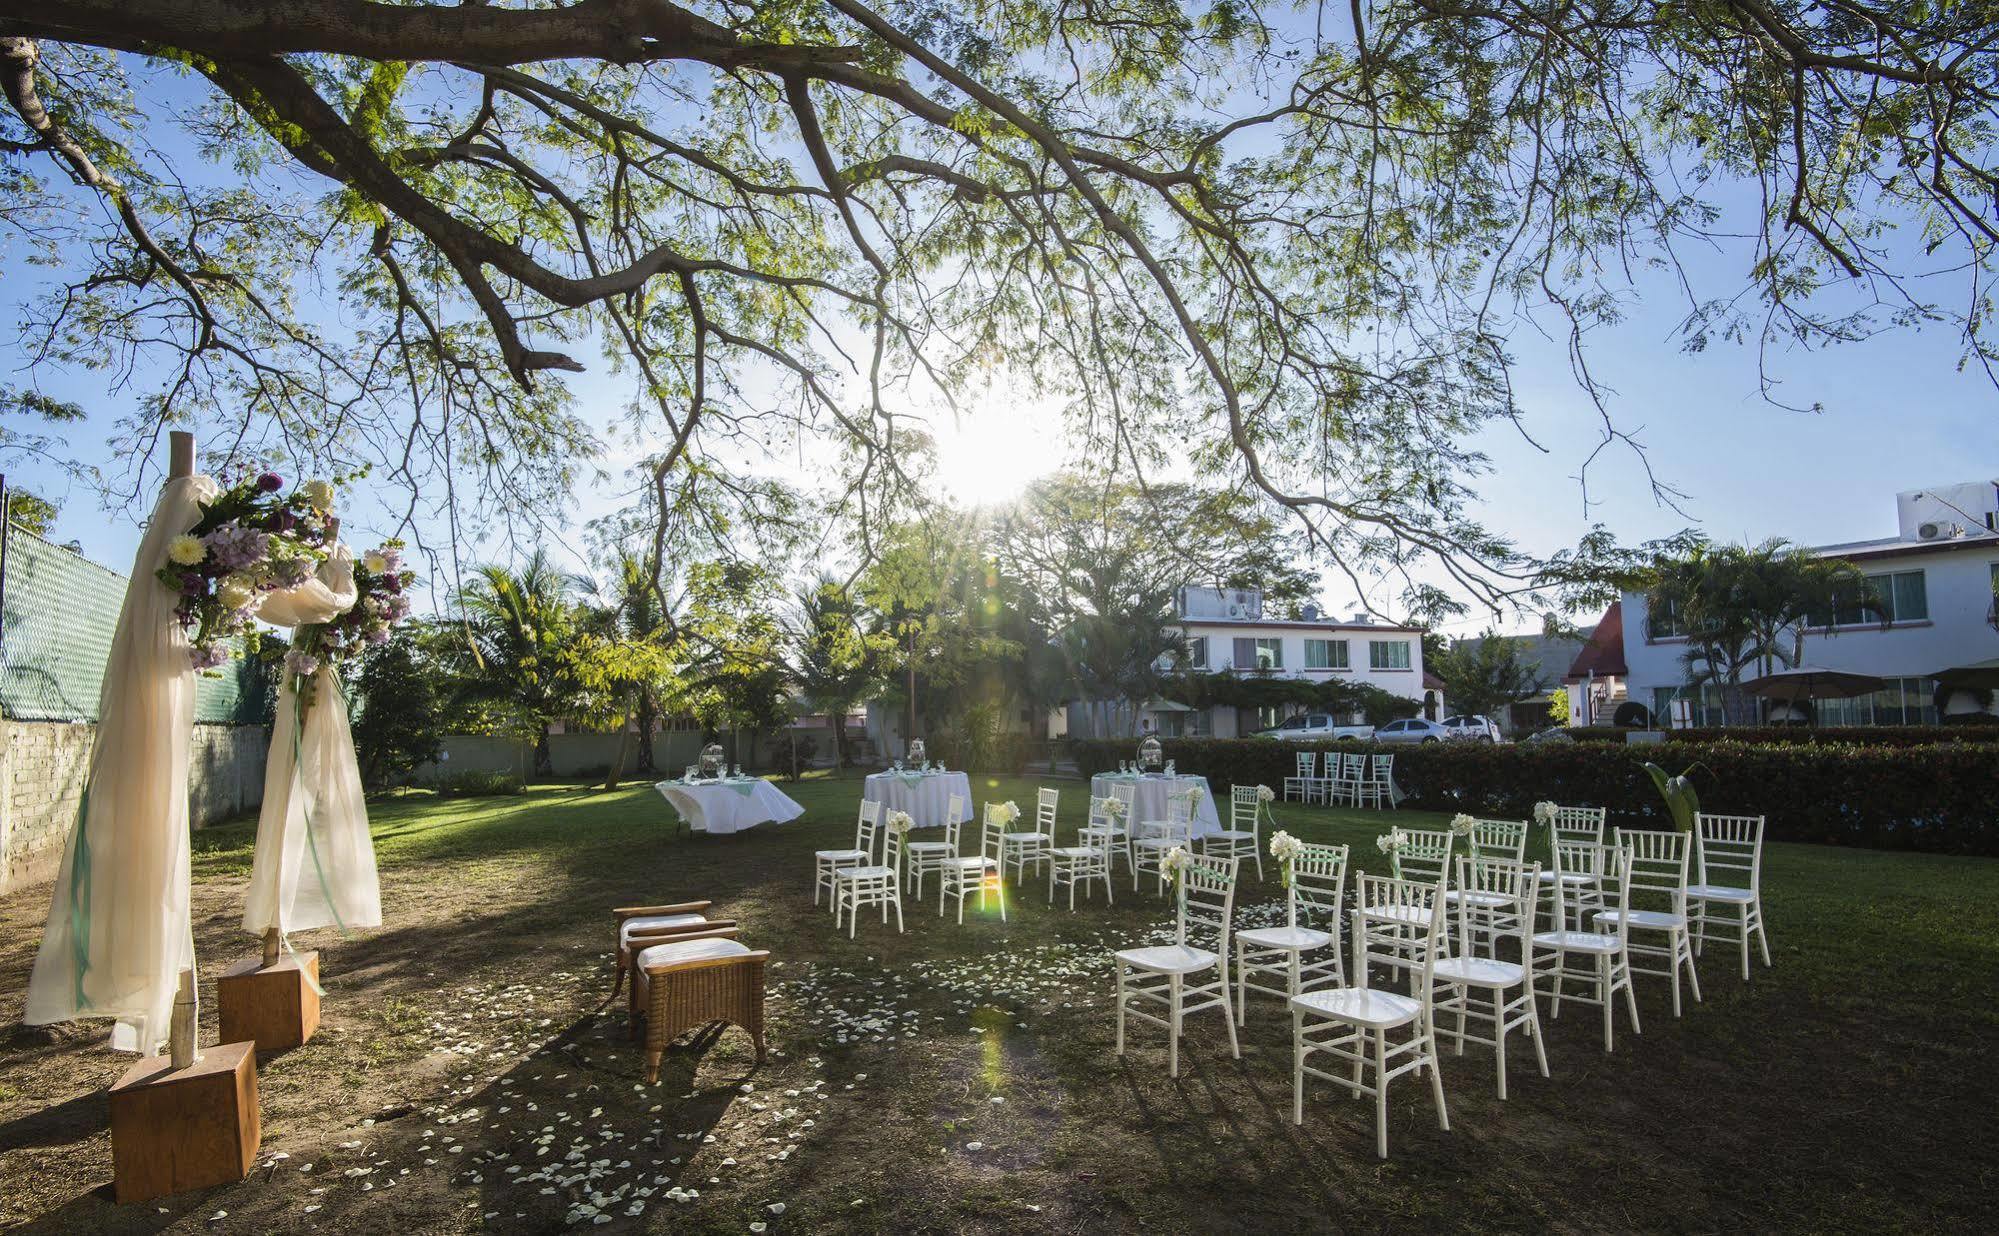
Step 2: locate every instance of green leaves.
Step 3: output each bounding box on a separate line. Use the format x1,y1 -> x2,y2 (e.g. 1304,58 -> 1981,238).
1642,761 -> 1704,833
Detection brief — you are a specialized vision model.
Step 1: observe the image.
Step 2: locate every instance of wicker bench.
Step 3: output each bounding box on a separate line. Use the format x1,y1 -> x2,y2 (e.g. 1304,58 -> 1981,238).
630,927 -> 769,1082
611,901 -> 717,1002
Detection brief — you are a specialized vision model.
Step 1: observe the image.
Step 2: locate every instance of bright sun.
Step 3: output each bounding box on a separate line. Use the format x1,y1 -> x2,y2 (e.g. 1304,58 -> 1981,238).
924,390 -> 1069,507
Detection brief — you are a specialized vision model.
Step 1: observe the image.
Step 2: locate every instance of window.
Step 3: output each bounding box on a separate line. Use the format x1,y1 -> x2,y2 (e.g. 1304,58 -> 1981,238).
1652,685 -> 1726,728
1304,638 -> 1349,670
1811,677 -> 1938,726
1810,570 -> 1928,627
1646,595 -> 1687,640
1186,636 -> 1208,669
1369,640 -> 1411,670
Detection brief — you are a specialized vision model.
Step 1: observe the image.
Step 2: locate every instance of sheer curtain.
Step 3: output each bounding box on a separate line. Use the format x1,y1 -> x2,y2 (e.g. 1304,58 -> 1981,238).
23,474 -> 215,1053
243,546 -> 382,939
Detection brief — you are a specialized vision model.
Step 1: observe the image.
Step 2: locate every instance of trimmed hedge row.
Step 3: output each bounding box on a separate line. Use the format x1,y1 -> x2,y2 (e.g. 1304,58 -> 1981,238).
1561,724 -> 1999,746
1071,738 -> 1999,854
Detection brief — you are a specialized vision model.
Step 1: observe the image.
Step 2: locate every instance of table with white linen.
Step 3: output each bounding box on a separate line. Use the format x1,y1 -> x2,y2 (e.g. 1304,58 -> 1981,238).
654,777 -> 805,835
862,770 -> 974,829
1089,772 -> 1224,838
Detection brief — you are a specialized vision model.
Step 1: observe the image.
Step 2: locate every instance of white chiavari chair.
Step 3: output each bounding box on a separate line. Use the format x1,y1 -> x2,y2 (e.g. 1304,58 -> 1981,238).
1237,841 -> 1347,1021
1114,853 -> 1241,1077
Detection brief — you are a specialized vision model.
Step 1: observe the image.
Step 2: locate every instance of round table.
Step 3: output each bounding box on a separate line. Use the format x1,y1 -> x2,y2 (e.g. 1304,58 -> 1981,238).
862,770 -> 974,829
654,778 -> 805,835
1089,772 -> 1224,838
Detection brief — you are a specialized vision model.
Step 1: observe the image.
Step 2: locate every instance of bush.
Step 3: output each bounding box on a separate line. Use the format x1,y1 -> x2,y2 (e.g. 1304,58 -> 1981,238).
929,729 -> 1032,774
1555,724 -> 1999,747
1611,700 -> 1651,728
433,771 -> 526,797
1071,737 -> 1999,854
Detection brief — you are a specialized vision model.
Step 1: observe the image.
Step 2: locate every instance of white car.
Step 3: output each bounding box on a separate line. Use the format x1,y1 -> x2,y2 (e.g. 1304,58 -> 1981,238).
1252,713 -> 1376,742
1372,717 -> 1450,744
1441,714 -> 1501,743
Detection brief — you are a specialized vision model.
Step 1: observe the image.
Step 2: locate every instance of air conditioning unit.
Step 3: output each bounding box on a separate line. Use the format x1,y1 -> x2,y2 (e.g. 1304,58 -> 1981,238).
1918,521 -> 1944,540
1228,604 -> 1243,617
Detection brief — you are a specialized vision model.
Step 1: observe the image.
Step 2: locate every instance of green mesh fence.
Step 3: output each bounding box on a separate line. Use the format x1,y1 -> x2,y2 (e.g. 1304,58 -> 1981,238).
0,524 -> 271,725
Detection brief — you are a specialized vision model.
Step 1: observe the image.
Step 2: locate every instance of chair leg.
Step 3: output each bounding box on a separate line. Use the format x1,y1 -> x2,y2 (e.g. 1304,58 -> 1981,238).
1426,1020 -> 1449,1132
1622,959 -> 1642,1037
1599,954 -> 1614,1053
1669,933 -> 1683,1017
1683,930 -> 1702,1003
645,1050 -> 662,1084
1494,995 -> 1508,1100
1221,962 -> 1241,1060
1168,975 -> 1183,1078
1754,905 -> 1772,967
1374,1028 -> 1390,1159
1291,1007 -> 1306,1125
1115,960 -> 1128,1056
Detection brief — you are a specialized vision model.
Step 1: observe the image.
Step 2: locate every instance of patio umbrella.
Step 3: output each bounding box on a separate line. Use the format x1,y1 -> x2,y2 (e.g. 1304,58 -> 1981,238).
1743,666 -> 1885,724
1932,658 -> 1999,690
23,453 -> 210,1053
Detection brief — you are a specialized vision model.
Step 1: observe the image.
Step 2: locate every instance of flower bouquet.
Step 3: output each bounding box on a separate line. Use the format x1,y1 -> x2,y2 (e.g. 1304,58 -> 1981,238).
1450,812 -> 1478,851
886,810 -> 914,837
157,471 -> 339,671
989,801 -> 1021,827
1159,844 -> 1192,888
1376,827 -> 1410,876
1269,829 -> 1304,888
1532,801 -> 1559,827
1102,796 -> 1128,822
285,538 -> 415,707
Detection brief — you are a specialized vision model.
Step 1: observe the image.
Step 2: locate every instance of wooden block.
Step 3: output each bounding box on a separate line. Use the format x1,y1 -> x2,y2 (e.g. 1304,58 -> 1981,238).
217,953 -> 320,1052
108,1040 -> 259,1203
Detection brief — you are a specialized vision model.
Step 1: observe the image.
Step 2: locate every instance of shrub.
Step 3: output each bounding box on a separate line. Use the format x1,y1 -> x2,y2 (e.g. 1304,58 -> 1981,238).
434,771 -> 526,797
1611,700 -> 1651,728
929,729 -> 1031,774
1071,737 -> 1999,854
1556,724 -> 1999,747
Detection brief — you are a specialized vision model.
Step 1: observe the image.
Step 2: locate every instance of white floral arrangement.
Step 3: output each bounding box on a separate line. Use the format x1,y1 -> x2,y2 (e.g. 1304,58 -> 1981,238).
989,800 -> 1021,826
1375,828 -> 1409,855
1256,784 -> 1276,802
886,810 -> 914,836
1179,784 -> 1205,804
1533,801 -> 1559,826
1102,796 -> 1128,820
1159,845 -> 1192,885
1450,812 -> 1478,837
1270,830 -> 1305,863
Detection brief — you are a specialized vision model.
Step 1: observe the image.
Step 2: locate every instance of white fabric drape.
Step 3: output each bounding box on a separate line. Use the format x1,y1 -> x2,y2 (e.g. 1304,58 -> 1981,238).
23,474 -> 216,1053
242,547 -> 381,937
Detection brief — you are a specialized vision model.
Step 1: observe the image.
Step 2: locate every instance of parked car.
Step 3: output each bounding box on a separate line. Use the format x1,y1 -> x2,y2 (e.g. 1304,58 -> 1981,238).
1252,712 -> 1376,742
1441,714 -> 1501,743
1524,726 -> 1575,744
1372,717 -> 1450,744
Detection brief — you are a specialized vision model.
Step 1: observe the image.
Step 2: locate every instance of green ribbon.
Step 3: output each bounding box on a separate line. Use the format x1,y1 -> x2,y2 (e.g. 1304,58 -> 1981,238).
729,781 -> 757,798
278,672 -> 346,997
65,786 -> 93,1010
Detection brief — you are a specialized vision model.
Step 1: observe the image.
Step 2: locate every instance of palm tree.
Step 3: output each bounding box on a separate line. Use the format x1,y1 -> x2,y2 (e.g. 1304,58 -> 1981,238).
577,551 -> 676,782
454,549 -> 580,777
782,577 -> 886,768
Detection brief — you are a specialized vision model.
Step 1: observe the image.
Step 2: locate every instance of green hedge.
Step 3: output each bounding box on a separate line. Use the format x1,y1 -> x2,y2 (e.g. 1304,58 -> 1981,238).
1071,738 -> 1999,854
928,731 -> 1032,775
1560,724 -> 1999,747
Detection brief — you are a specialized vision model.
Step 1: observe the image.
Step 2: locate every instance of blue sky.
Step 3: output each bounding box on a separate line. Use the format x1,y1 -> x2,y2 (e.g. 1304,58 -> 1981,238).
2,46 -> 1992,636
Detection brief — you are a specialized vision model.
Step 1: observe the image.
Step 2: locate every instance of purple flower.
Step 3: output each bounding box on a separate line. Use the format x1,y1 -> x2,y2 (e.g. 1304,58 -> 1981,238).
284,649 -> 320,678
257,472 -> 283,492
180,575 -> 206,595
204,523 -> 271,571
189,643 -> 229,670
272,557 -> 312,588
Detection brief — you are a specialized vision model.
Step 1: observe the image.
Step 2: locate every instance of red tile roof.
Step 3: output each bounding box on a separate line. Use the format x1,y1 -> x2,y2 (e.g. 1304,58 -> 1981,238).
1564,602 -> 1627,681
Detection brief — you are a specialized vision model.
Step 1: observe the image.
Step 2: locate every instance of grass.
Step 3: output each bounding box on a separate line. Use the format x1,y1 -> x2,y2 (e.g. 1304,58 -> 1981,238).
4,769 -> 1997,1233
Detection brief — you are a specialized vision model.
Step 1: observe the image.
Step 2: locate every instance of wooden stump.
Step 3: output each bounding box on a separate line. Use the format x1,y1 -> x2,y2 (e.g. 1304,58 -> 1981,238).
108,1041 -> 259,1203
217,953 -> 320,1052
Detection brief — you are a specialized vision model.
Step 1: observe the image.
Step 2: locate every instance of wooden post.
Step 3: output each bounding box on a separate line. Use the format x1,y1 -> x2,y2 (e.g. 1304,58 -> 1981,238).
168,431 -> 194,479
168,969 -> 197,1070
261,926 -> 280,968
109,1040 -> 259,1202
218,952 -> 320,1052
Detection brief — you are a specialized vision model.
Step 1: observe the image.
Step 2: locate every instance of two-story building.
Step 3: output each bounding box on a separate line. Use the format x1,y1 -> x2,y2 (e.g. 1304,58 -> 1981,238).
1615,480 -> 1999,726
1069,586 -> 1435,738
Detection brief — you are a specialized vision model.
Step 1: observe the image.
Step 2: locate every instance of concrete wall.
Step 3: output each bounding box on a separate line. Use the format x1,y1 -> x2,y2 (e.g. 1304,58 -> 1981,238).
0,721 -> 268,896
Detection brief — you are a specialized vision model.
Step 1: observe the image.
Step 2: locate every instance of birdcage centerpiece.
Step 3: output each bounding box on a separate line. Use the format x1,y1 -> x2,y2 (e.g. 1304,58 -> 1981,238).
1137,735 -> 1163,771
906,738 -> 927,767
699,742 -> 727,778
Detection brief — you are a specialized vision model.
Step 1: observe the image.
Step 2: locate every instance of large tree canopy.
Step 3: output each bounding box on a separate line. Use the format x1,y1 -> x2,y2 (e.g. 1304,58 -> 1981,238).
2,1 -> 1993,605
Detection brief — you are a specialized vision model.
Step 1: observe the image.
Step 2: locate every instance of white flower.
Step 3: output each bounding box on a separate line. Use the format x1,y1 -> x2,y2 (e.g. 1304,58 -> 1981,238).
1180,784 -> 1204,804
1159,845 -> 1192,882
988,801 -> 1020,826
1533,801 -> 1559,826
1102,797 -> 1127,819
167,534 -> 206,566
1269,830 -> 1304,863
1375,829 -> 1408,854
217,574 -> 256,611
300,478 -> 336,511
1256,784 -> 1276,802
886,810 -> 913,835
1450,813 -> 1478,836
363,548 -> 390,574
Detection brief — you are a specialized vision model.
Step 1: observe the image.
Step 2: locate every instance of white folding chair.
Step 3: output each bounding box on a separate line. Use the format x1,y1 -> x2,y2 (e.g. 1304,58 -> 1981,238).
814,799 -> 879,910
1355,754 -> 1394,809
1690,813 -> 1770,980
1595,828 -> 1703,1016
1292,871 -> 1450,1158
904,793 -> 964,897
1433,856 -> 1548,1099
1114,853 -> 1241,1077
831,817 -> 903,938
940,810 -> 1007,924
1001,787 -> 1057,882
1333,752 -> 1364,807
1283,750 -> 1315,803
1366,829 -> 1452,990
1079,794 -> 1130,875
1132,794 -> 1196,894
1206,785 -> 1264,879
1049,812 -> 1116,909
1533,841 -> 1640,1052
1536,805 -> 1606,926
1237,841 -> 1347,1021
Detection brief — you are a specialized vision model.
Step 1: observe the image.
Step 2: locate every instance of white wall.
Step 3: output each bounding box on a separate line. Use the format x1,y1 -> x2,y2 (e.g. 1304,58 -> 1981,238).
1177,621 -> 1428,701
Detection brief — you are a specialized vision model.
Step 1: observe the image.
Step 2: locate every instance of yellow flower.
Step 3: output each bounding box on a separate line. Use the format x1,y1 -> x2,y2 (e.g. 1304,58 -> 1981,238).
167,534 -> 206,566
217,575 -> 256,611
300,479 -> 336,511
363,549 -> 389,574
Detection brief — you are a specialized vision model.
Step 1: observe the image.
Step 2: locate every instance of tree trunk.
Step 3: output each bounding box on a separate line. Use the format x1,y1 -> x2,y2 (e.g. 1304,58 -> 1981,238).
534,726 -> 552,779
604,692 -> 635,790
635,690 -> 657,772
831,712 -> 848,769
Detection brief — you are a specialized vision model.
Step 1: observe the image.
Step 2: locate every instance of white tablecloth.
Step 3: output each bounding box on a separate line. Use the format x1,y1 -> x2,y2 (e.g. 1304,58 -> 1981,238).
1090,773 -> 1224,838
862,770 -> 974,829
654,778 -> 805,835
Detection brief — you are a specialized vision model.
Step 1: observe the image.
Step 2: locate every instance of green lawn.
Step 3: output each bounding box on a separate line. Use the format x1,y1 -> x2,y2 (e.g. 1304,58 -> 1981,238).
4,771 -> 1996,1232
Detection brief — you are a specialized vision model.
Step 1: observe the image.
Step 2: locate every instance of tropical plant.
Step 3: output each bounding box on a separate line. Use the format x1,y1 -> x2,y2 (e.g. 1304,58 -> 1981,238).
572,551 -> 680,787
349,627 -> 447,789
782,577 -> 889,768
1431,631 -> 1548,722
452,548 -> 581,777
1641,762 -> 1706,833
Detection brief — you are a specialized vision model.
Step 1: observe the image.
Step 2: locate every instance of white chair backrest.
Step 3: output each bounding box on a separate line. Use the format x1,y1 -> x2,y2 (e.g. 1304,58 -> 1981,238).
856,799 -> 883,857
1088,795 -> 1118,830
881,822 -> 903,873
980,803 -> 1007,864
1695,813 -> 1765,892
1342,752 -> 1366,780
1175,853 -> 1238,948
1394,828 -> 1453,884
1453,855 -> 1540,955
1471,818 -> 1528,860
1036,786 -> 1059,832
1111,780 -> 1138,812
1614,827 -> 1692,912
1552,805 -> 1607,845
1230,784 -> 1261,833
945,793 -> 967,834
1293,842 -> 1349,925
1370,754 -> 1394,783
942,812 -> 964,853
1351,872 -> 1445,994
1166,791 -> 1195,828
1295,751 -> 1315,779
1551,841 -> 1630,935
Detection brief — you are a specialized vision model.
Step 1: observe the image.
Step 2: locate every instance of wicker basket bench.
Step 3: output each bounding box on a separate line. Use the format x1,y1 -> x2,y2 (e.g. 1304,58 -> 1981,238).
630,926 -> 769,1082
611,900 -> 717,1001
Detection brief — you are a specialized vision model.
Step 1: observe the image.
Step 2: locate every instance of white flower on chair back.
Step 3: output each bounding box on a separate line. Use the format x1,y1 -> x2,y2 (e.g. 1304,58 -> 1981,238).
1449,812 -> 1477,837
989,800 -> 1021,826
886,810 -> 914,836
1159,845 -> 1192,884
1375,828 -> 1409,855
1103,796 -> 1128,819
1256,784 -> 1276,802
1180,784 -> 1205,805
1269,830 -> 1304,885
1533,800 -> 1558,826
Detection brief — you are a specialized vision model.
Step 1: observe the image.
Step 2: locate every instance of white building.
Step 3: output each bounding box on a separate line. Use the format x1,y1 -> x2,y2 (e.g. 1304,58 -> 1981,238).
1071,586 -> 1436,738
1616,480 -> 1999,726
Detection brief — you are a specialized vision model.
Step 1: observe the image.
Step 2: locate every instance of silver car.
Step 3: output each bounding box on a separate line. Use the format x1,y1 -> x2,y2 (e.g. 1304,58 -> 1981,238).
1441,714 -> 1501,743
1373,717 -> 1450,744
